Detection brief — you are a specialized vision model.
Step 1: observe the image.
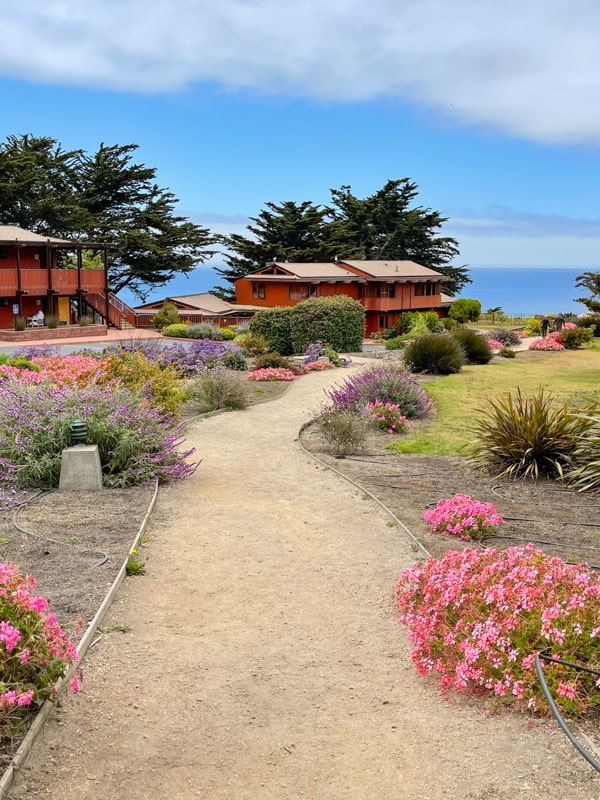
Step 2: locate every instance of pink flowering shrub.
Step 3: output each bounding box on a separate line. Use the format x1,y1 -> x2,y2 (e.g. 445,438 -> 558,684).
397,544 -> 600,717
514,330 -> 528,339
424,494 -> 503,541
31,355 -> 106,387
486,339 -> 505,351
367,401 -> 410,434
529,337 -> 565,351
246,367 -> 297,381
0,563 -> 79,738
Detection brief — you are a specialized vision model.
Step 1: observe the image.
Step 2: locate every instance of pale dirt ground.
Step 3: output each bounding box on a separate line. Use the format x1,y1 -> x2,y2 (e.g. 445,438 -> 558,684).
8,363 -> 600,800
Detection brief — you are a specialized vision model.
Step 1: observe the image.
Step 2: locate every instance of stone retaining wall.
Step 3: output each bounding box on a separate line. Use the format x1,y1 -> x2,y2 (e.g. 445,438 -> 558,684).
0,325 -> 108,342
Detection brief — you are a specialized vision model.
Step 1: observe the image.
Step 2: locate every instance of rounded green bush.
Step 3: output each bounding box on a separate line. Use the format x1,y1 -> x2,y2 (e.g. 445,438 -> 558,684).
403,334 -> 466,375
161,322 -> 191,338
254,352 -> 291,369
452,328 -> 493,364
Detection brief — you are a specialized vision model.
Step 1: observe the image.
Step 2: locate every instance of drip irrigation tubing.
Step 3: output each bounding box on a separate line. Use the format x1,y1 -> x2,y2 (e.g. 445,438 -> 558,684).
535,653 -> 600,774
12,490 -> 109,569
492,484 -> 600,510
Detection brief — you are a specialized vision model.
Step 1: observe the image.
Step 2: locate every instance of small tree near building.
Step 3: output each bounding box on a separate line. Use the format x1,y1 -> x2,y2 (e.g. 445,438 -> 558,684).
449,298 -> 482,324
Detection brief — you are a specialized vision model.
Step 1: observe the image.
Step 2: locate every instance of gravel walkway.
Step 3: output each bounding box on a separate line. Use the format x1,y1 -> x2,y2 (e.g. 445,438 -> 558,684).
9,366 -> 600,799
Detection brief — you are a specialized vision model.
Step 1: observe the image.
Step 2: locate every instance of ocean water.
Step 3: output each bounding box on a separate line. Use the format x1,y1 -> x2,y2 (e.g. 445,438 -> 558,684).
119,264 -> 593,317
456,266 -> 590,316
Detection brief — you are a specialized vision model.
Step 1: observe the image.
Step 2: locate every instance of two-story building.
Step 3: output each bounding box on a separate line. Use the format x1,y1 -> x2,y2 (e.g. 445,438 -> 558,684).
234,260 -> 450,336
0,225 -> 137,331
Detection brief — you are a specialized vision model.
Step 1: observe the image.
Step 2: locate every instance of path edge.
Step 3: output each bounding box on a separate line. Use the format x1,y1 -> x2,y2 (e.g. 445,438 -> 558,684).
0,479 -> 160,800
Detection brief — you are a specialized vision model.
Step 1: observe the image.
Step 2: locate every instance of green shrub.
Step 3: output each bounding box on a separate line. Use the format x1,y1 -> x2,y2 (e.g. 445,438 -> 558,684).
449,298 -> 481,323
323,347 -> 342,366
187,322 -> 223,340
468,388 -> 591,480
403,334 -> 466,375
161,322 -> 190,338
566,396 -> 600,492
15,317 -> 26,331
291,296 -> 365,354
44,314 -> 59,329
384,336 -> 408,350
559,327 -> 594,349
439,317 -> 457,331
0,355 -> 39,371
220,326 -> 237,340
153,302 -> 180,330
249,306 -> 295,355
234,332 -> 270,356
222,350 -> 247,370
254,352 -> 291,369
316,407 -> 368,455
498,347 -> 516,358
408,314 -> 430,338
452,328 -> 493,364
576,313 -> 600,337
189,370 -> 249,412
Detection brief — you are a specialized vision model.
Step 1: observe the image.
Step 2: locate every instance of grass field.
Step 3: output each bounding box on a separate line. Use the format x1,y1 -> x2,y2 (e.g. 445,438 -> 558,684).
391,343 -> 600,456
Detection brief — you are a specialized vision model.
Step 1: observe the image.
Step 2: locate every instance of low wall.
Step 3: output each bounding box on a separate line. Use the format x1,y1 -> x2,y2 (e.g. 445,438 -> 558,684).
0,325 -> 108,342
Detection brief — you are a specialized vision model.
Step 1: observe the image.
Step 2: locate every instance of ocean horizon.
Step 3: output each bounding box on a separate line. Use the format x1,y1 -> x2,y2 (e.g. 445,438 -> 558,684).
119,264 -> 593,317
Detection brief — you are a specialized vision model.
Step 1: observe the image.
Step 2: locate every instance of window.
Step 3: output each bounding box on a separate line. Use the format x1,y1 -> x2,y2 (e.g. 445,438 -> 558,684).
289,285 -> 310,301
0,248 -> 7,259
252,283 -> 265,299
379,314 -> 389,330
414,282 -> 438,297
376,283 -> 396,298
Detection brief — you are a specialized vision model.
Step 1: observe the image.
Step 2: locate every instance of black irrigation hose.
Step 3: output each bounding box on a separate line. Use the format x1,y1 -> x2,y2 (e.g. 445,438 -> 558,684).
12,490 -> 109,569
491,484 -> 600,510
535,653 -> 600,774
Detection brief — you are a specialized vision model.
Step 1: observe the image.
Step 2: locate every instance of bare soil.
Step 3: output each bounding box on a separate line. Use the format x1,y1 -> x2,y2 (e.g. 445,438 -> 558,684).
5,368 -> 600,799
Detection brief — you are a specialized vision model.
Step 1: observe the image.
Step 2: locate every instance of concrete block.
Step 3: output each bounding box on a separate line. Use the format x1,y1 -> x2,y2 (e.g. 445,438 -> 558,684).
59,445 -> 103,491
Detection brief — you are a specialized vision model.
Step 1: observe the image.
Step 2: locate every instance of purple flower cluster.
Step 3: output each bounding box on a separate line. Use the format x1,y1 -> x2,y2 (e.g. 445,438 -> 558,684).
0,378 -> 198,489
326,363 -> 434,419
103,339 -> 244,376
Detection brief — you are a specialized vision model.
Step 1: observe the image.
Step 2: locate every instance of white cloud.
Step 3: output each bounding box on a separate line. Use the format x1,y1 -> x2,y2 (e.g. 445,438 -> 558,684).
2,0 -> 600,143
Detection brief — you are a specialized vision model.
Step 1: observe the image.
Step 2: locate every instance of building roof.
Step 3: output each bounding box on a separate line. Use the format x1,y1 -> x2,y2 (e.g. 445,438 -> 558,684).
247,262 -> 358,280
0,225 -> 72,246
242,260 -> 448,282
133,292 -> 243,315
339,260 -> 447,280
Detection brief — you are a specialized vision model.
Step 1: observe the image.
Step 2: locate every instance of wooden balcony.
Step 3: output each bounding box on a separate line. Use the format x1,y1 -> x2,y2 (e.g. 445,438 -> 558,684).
0,268 -> 106,296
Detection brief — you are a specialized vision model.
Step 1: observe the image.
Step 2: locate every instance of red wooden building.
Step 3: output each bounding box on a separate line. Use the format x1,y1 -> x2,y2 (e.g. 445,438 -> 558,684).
0,225 -> 137,331
235,260 -> 451,336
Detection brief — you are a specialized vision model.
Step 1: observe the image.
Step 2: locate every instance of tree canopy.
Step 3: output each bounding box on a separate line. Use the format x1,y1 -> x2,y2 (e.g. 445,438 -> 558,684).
0,135 -> 217,298
575,271 -> 600,313
215,178 -> 469,298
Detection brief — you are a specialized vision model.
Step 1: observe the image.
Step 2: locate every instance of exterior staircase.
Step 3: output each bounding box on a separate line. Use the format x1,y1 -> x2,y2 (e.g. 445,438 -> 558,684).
84,292 -> 139,330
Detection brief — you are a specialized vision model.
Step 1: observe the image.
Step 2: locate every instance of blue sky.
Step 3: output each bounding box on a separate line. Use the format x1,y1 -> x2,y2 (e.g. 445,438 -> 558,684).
1,0 -> 600,302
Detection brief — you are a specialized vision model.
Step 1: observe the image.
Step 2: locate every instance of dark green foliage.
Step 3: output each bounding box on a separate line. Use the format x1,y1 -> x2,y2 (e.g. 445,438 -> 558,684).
222,351 -> 247,371
403,334 -> 466,375
575,271 -> 600,313
439,317 -> 457,331
489,328 -> 520,346
560,327 -> 594,349
249,306 -> 295,355
254,352 -> 291,369
452,328 -> 493,364
384,336 -> 409,350
0,135 -> 218,299
566,396 -> 600,492
498,348 -> 516,358
449,298 -> 482,323
215,179 -> 469,296
0,355 -> 39,371
468,388 -> 592,480
153,302 -> 180,330
290,296 -> 365,354
576,313 -> 600,336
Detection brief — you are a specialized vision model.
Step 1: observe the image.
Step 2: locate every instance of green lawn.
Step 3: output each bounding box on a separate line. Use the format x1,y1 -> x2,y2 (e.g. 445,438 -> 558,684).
391,344 -> 600,456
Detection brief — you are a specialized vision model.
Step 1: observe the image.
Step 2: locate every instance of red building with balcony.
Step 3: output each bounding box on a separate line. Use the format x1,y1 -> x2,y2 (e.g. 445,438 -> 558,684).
0,225 -> 137,332
235,260 -> 451,336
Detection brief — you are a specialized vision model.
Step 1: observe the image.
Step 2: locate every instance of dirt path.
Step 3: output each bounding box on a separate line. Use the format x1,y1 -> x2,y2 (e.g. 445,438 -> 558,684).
9,367 -> 600,799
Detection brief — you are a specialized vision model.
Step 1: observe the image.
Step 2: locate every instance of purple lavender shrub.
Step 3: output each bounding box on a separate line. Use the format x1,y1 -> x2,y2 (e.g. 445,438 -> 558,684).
326,362 -> 433,419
